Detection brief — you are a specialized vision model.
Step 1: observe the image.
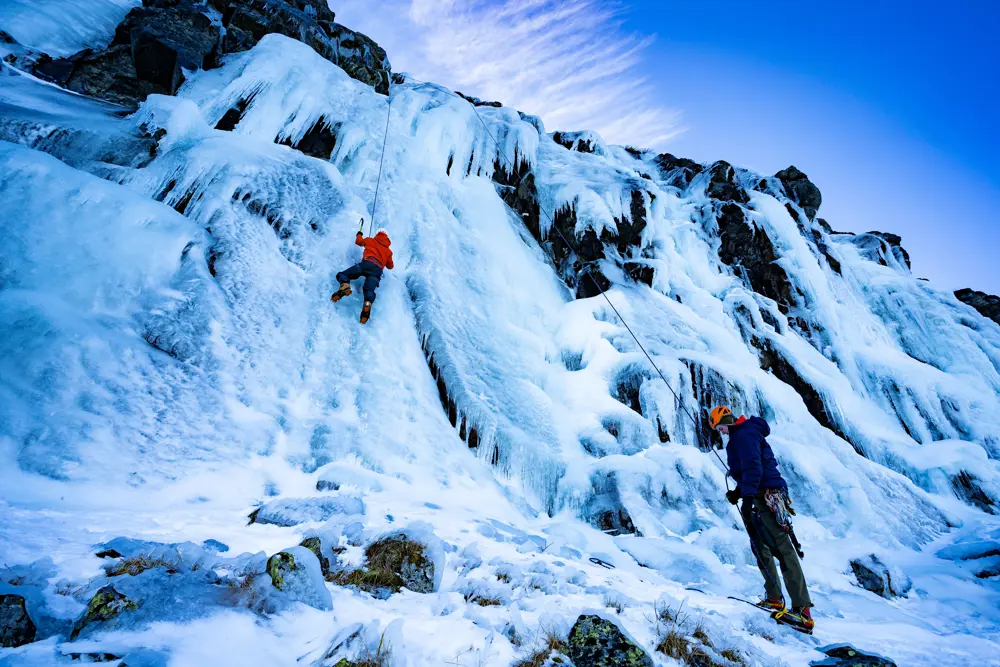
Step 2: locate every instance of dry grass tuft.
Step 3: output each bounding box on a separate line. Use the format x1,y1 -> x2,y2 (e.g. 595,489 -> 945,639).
604,592 -> 626,614
464,590 -> 502,607
721,647 -> 746,665
656,629 -> 691,660
105,555 -> 178,578
512,629 -> 567,667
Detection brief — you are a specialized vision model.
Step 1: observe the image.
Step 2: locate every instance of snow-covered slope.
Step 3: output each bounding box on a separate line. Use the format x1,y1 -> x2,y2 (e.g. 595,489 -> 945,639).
1,5 -> 999,667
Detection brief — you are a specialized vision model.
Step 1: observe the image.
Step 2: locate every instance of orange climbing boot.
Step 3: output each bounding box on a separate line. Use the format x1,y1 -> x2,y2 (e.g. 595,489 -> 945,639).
360,301 -> 372,324
331,282 -> 352,302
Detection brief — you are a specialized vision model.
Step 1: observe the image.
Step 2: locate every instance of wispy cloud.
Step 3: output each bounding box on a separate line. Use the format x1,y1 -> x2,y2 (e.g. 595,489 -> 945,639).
334,0 -> 684,149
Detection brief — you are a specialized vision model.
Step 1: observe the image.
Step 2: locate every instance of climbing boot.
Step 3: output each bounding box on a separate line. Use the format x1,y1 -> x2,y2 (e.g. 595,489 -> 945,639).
757,597 -> 785,612
788,606 -> 814,632
331,282 -> 352,302
772,606 -> 813,633
360,301 -> 372,324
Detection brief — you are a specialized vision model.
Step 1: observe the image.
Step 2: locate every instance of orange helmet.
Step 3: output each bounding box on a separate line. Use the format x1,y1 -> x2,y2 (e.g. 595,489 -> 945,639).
709,405 -> 733,429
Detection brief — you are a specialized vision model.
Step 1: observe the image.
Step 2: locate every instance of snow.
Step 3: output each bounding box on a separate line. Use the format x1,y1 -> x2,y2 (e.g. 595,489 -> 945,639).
0,26 -> 998,667
0,0 -> 140,58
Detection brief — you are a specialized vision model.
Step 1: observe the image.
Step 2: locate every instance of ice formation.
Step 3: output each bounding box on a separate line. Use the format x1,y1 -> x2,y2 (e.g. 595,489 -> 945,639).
0,4 -> 998,666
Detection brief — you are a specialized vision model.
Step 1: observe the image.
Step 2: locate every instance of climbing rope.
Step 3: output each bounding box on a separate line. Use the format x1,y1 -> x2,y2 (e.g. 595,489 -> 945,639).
397,74 -> 732,481
367,96 -> 393,236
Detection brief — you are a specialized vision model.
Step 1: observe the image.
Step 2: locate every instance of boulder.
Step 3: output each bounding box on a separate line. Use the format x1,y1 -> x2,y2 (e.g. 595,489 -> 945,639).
266,546 -> 333,610
810,644 -> 897,667
70,586 -> 137,640
955,288 -> 1000,326
0,595 -> 36,648
775,165 -> 822,219
849,555 -> 911,599
566,615 -> 654,667
299,536 -> 331,576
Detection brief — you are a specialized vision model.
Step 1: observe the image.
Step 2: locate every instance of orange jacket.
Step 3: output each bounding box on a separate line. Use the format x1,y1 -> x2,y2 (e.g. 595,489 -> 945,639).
356,231 -> 394,270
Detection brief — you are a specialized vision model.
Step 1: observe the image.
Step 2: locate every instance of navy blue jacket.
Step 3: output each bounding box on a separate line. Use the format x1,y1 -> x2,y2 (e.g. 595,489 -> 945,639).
726,416 -> 787,498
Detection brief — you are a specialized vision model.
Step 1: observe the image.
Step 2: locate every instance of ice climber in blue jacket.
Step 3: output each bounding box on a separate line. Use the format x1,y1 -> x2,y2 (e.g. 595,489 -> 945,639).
710,405 -> 815,632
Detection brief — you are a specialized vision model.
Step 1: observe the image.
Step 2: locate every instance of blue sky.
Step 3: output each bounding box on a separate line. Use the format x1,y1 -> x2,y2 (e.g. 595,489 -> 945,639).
336,0 -> 1000,293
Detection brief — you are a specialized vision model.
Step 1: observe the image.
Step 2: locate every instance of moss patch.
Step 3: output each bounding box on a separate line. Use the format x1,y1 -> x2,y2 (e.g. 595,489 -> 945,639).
266,552 -> 296,591
71,586 -> 137,639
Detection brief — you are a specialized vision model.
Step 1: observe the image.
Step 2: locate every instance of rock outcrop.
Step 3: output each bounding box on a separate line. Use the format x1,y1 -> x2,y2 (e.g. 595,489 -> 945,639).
849,555 -> 911,599
955,288 -> 1000,325
0,594 -> 36,648
26,0 -> 390,109
566,615 -> 654,667
775,165 -> 822,219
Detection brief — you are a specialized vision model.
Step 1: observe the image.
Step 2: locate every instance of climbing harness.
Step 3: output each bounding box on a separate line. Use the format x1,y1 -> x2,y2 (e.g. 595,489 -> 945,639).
764,488 -> 804,558
367,96 -> 393,236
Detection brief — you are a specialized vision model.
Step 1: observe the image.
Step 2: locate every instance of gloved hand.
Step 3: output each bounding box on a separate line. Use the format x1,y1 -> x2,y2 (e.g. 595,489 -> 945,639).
726,489 -> 741,505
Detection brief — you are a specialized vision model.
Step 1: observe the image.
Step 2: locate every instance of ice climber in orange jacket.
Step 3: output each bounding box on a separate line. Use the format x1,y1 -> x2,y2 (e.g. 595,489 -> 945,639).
331,226 -> 394,324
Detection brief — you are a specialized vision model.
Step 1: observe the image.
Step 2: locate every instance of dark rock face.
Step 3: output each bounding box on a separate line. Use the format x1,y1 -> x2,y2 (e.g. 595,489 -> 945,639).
715,202 -> 796,314
455,91 -> 502,108
567,615 -> 654,667
278,117 -> 339,159
755,337 -> 853,445
955,288 -> 1000,325
29,0 -> 391,109
624,261 -> 654,286
707,161 -> 750,204
654,152 -> 703,188
850,555 -> 911,598
810,645 -> 897,667
552,131 -> 602,155
0,595 -> 36,648
775,165 -> 822,219
865,231 -> 911,270
951,470 -> 997,514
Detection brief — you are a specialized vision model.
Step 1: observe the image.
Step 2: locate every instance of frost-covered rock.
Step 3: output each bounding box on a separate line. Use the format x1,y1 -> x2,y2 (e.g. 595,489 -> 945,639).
553,130 -> 608,156
811,644 -> 898,667
299,536 -> 332,576
566,615 -> 653,667
266,546 -> 332,610
0,594 -> 36,648
249,496 -> 366,526
849,555 -> 911,599
70,586 -> 137,640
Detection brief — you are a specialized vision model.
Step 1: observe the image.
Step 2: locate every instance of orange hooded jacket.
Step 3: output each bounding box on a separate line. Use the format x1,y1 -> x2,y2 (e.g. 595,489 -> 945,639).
355,231 -> 394,270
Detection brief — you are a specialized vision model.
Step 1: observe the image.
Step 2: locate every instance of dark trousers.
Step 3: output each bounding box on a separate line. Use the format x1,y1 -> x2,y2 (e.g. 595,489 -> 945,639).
741,496 -> 812,608
336,260 -> 383,302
